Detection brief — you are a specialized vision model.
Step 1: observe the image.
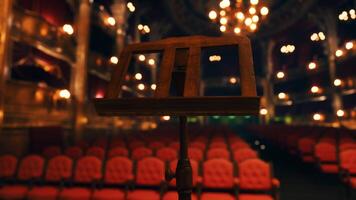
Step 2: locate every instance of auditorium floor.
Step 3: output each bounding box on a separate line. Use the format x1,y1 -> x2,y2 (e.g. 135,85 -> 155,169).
241,130 -> 346,200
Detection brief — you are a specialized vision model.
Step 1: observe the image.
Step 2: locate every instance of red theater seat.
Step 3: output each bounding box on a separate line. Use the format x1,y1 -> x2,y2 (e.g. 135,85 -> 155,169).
231,141 -> 250,151
201,193 -> 235,200
43,146 -> 62,158
233,148 -> 258,163
163,192 -> 198,200
93,189 -> 125,200
59,156 -> 102,200
156,147 -> 177,162
86,146 -> 105,160
298,136 -> 317,163
169,142 -> 180,151
149,141 -> 165,150
340,149 -> 356,189
28,155 -> 73,200
65,146 -> 83,160
132,147 -> 153,160
188,147 -> 204,161
210,141 -> 227,148
0,155 -> 17,179
202,158 -> 235,190
0,155 -> 45,200
108,147 -> 129,158
190,141 -> 206,151
207,148 -> 230,160
129,140 -> 146,150
237,159 -> 279,200
315,142 -> 338,173
127,157 -> 165,200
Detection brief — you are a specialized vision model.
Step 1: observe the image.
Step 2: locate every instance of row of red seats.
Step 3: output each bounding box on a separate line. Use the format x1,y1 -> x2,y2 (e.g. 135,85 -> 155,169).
247,125 -> 356,192
0,154 -> 279,200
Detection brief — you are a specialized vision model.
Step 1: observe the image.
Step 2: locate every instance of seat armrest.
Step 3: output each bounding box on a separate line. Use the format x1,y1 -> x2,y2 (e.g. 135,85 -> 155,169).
272,178 -> 280,188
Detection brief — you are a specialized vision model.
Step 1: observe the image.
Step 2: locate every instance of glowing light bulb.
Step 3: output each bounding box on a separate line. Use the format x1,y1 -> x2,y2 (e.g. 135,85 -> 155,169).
220,10 -> 226,16
208,10 -> 217,20
278,92 -> 287,99
107,17 -> 116,26
151,84 -> 157,90
110,56 -> 119,64
162,116 -> 170,121
260,108 -> 268,115
345,42 -> 354,50
276,71 -> 285,79
250,0 -> 259,5
313,113 -> 322,121
308,62 -> 317,70
62,24 -> 74,35
220,25 -> 226,32
135,73 -> 142,80
252,15 -> 259,22
336,109 -> 345,117
229,77 -> 237,84
333,79 -> 342,86
260,7 -> 269,15
250,23 -> 257,31
138,55 -> 146,61
335,49 -> 343,57
220,17 -> 228,25
137,24 -> 143,30
148,58 -> 155,66
236,12 -> 245,20
249,7 -> 256,15
311,86 -> 320,93
234,27 -> 241,34
59,89 -> 71,99
245,18 -> 252,26
137,83 -> 145,90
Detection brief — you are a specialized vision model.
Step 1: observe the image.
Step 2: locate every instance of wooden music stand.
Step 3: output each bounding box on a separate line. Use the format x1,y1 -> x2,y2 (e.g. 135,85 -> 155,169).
94,36 -> 260,200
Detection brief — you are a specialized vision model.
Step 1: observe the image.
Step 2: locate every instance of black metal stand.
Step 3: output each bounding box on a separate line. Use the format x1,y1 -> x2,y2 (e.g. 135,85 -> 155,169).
176,116 -> 192,200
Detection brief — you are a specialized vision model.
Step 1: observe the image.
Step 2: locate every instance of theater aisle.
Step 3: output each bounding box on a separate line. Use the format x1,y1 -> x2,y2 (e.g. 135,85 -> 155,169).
240,130 -> 345,200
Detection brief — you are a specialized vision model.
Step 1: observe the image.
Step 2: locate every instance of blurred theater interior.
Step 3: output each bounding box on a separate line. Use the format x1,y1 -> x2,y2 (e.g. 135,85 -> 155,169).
0,0 -> 355,200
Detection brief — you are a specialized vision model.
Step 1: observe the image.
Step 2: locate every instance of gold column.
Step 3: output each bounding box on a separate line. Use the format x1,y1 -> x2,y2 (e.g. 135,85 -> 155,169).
0,0 -> 13,127
70,0 -> 91,141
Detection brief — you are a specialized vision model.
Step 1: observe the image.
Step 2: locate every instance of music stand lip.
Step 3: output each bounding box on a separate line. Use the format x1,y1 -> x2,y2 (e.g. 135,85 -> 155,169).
93,96 -> 260,116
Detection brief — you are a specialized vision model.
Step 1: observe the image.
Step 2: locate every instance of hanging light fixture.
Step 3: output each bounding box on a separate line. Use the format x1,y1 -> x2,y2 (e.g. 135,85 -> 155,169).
208,0 -> 269,34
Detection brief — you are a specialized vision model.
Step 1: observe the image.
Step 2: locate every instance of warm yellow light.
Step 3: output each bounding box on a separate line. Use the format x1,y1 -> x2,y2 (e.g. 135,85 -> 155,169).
137,83 -> 145,90
107,17 -> 116,26
250,24 -> 257,31
110,56 -> 119,64
278,92 -> 287,99
138,24 -> 144,30
318,32 -> 326,40
151,84 -> 157,90
250,0 -> 259,5
135,73 -> 142,80
219,0 -> 230,9
308,62 -> 317,70
127,2 -> 135,12
162,116 -> 171,121
345,42 -> 354,50
143,25 -> 150,33
310,33 -> 319,41
138,54 -> 146,61
209,10 -> 217,19
260,7 -> 269,16
311,86 -> 320,93
229,77 -> 237,84
220,25 -> 226,32
220,10 -> 226,16
220,17 -> 228,25
234,27 -> 241,34
245,18 -> 253,26
335,49 -> 343,57
260,108 -> 268,115
333,79 -> 342,86
209,55 -> 221,62
236,12 -> 245,20
148,58 -> 155,66
313,113 -> 322,121
62,24 -> 74,35
276,71 -> 285,79
59,89 -> 71,99
249,7 -> 256,15
252,15 -> 259,22
336,109 -> 345,117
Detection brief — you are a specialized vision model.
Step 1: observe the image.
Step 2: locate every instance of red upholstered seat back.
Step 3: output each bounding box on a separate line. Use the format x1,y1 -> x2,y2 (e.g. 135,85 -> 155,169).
132,147 -> 153,160
340,141 -> 356,151
188,147 -> 203,161
74,156 -> 102,183
207,148 -> 230,160
170,159 -> 199,186
210,141 -> 227,148
233,148 -> 258,163
231,141 -> 250,150
105,156 -> 133,184
156,147 -> 177,162
190,141 -> 206,151
65,146 -> 83,160
45,155 -> 73,182
169,142 -> 180,151
136,157 -> 165,186
17,155 -> 45,181
203,158 -> 234,189
149,142 -> 165,150
298,137 -> 316,153
43,146 -> 61,158
0,155 -> 18,178
238,159 -> 272,190
340,149 -> 356,174
108,147 -> 129,158
315,142 -> 337,162
86,146 -> 105,160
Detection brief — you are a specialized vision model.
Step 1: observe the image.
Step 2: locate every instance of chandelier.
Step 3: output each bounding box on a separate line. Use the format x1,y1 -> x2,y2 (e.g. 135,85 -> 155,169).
208,0 -> 269,34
